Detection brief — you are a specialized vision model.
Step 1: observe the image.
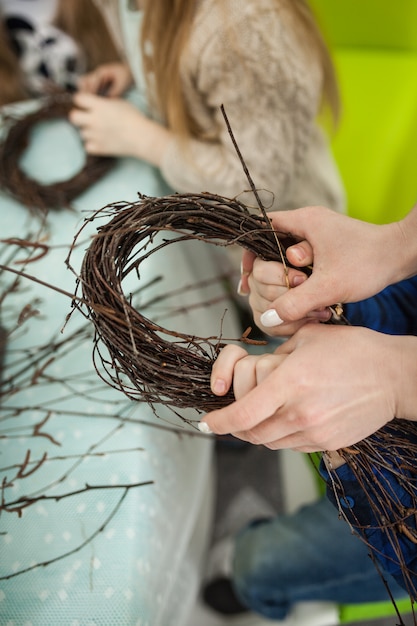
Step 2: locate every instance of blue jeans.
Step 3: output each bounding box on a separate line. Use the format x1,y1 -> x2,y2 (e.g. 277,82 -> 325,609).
232,496 -> 407,620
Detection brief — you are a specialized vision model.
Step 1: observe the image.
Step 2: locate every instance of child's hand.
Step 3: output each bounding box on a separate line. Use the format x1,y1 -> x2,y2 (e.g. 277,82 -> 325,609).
69,93 -> 171,165
77,62 -> 133,97
239,249 -> 331,337
211,344 -> 285,401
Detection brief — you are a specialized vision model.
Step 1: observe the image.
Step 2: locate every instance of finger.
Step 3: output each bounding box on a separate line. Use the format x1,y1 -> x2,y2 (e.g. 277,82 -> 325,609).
232,353 -> 286,399
202,368 -> 286,435
286,240 -> 314,268
251,259 -> 307,294
105,81 -> 121,98
260,276 -> 329,326
238,249 -> 256,296
268,205 -> 333,242
241,249 -> 256,276
71,91 -> 98,110
211,344 -> 248,395
237,272 -> 250,296
235,423 -> 321,452
232,354 -> 259,399
68,109 -> 87,127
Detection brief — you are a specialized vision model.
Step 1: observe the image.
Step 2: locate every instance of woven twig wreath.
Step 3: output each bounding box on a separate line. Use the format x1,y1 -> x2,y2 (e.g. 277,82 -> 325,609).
0,93 -> 115,213
71,191 -> 304,413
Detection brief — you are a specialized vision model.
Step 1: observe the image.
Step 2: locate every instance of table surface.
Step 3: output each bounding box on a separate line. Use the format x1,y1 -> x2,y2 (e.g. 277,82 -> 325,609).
0,97 -> 240,626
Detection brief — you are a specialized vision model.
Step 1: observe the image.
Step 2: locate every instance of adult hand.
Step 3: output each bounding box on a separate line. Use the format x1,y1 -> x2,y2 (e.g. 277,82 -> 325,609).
240,206 -> 407,327
201,324 -> 414,452
69,93 -> 171,165
77,62 -> 133,97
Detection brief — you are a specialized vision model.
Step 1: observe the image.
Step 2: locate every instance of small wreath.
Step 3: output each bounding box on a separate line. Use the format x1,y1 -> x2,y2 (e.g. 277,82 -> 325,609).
70,191 -> 301,414
0,93 -> 115,213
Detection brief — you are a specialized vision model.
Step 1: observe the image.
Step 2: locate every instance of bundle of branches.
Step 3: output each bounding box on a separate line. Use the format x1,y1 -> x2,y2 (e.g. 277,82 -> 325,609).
0,93 -> 115,213
72,190 -> 417,611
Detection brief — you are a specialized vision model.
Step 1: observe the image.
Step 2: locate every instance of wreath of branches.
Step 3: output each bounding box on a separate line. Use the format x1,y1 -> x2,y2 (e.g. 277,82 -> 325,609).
0,93 -> 115,214
69,191 -> 313,412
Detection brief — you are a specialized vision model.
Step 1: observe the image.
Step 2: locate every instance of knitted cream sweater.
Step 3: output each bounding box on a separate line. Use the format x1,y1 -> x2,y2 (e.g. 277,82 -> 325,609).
97,0 -> 346,213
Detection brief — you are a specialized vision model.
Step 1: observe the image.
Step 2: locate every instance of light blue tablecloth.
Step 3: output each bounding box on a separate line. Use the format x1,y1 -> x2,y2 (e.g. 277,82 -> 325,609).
0,97 -> 240,625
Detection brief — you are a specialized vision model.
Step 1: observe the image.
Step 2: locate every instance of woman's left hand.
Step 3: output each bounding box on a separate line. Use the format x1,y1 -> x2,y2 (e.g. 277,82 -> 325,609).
203,323 -> 399,452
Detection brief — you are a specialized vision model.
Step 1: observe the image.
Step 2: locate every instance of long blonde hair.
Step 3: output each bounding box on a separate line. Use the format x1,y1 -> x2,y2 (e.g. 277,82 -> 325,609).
141,0 -> 340,138
0,0 -> 121,106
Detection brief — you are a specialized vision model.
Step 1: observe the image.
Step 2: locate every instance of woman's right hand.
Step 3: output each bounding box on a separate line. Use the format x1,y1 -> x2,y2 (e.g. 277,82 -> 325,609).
241,206 -> 407,328
77,62 -> 133,97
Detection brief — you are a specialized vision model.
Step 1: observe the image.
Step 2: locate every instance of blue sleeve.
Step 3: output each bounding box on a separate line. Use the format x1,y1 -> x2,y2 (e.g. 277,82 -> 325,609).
344,275 -> 417,335
319,458 -> 417,592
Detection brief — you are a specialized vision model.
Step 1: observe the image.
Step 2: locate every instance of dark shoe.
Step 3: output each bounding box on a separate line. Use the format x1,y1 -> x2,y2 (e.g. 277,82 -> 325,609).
203,576 -> 249,615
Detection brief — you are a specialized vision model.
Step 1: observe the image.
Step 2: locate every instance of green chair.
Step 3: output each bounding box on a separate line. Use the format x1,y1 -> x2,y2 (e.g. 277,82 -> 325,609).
310,0 -> 417,224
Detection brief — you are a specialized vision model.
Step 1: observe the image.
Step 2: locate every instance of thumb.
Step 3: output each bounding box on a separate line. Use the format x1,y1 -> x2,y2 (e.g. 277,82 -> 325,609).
260,277 -> 326,325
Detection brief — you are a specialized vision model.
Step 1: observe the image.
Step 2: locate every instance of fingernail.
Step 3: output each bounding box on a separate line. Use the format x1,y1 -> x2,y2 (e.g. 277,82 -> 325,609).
237,279 -> 249,296
240,261 -> 250,276
292,274 -> 306,287
213,379 -> 226,394
260,309 -> 283,327
291,246 -> 305,263
308,309 -> 332,321
198,421 -> 213,434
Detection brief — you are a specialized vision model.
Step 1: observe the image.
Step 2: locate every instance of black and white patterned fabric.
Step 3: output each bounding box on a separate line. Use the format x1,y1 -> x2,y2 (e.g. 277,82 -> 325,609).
1,0 -> 86,95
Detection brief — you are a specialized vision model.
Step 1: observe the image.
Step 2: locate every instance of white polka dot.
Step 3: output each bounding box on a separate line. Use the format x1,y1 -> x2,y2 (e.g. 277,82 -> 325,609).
72,560 -> 83,571
58,589 -> 68,601
36,505 -> 48,517
39,590 -> 50,602
105,528 -> 115,540
63,570 -> 73,584
12,561 -> 20,572
92,557 -> 101,570
124,589 -> 133,600
0,590 -> 5,601
96,501 -> 105,513
62,531 -> 72,542
44,533 -> 54,544
104,587 -> 114,598
76,503 -> 86,513
126,528 -> 135,539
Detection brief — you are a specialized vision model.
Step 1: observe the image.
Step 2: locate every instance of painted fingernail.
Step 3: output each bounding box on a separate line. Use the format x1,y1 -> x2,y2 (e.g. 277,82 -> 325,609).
240,261 -> 250,276
198,421 -> 213,434
237,279 -> 249,296
260,309 -> 283,327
